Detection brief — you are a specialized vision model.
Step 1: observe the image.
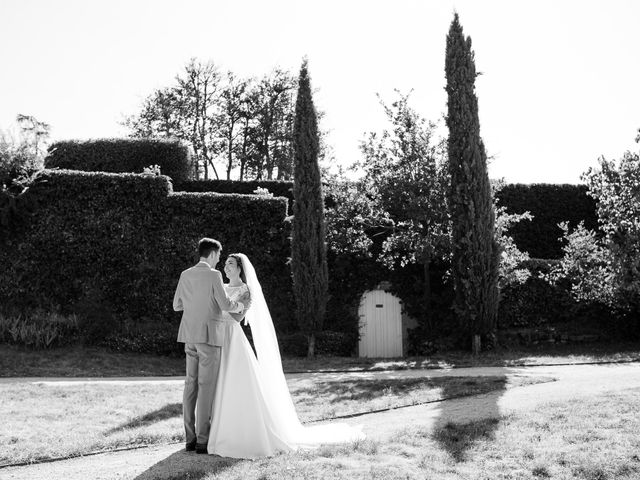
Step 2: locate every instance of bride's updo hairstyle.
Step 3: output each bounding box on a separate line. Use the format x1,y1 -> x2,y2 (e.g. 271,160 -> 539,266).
228,254 -> 247,283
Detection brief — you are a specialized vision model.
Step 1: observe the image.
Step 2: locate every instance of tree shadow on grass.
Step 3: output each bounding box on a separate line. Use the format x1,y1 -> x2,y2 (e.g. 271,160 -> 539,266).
106,403 -> 182,434
294,375 -> 513,406
430,373 -> 510,462
133,450 -> 241,480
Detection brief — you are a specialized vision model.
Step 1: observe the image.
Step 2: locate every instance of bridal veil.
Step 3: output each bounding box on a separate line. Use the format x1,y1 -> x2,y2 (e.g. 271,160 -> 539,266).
237,253 -> 365,447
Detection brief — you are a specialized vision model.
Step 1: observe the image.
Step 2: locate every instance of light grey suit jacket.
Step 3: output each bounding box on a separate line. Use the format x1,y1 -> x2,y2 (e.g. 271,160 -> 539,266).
173,261 -> 242,346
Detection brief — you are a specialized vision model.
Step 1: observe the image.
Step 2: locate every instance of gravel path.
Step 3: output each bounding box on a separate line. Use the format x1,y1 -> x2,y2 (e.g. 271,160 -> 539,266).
3,362 -> 640,480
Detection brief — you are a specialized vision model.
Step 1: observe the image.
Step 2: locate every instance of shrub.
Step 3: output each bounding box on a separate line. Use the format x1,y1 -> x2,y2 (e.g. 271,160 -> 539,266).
498,258 -> 574,329
44,138 -> 194,181
316,331 -> 358,356
498,262 -> 574,329
494,203 -> 533,290
583,151 -> 640,314
0,309 -> 80,349
406,328 -> 457,356
0,116 -> 48,188
103,318 -> 182,356
279,332 -> 308,357
278,330 -> 357,357
0,176 -> 40,229
498,257 -> 631,342
543,222 -> 615,305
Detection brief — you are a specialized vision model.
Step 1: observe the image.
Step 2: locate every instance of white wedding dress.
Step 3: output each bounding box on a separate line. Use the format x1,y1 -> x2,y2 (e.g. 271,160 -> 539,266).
207,254 -> 365,459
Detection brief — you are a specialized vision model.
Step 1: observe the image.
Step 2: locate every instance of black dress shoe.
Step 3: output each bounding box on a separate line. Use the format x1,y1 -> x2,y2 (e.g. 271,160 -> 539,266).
195,443 -> 208,454
185,440 -> 197,452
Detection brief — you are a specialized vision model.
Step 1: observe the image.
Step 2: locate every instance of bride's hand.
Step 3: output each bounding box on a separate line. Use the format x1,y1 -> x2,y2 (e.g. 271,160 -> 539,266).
238,291 -> 252,312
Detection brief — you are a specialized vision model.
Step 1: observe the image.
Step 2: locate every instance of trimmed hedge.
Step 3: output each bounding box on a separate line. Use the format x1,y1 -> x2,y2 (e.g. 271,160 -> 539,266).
174,179 -> 293,198
173,181 -> 600,261
44,138 -> 194,181
174,179 -> 294,212
0,169 -> 295,351
496,184 -> 598,259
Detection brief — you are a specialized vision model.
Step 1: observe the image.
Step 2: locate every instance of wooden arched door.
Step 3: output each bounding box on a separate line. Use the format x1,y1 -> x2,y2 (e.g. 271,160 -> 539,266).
358,290 -> 403,357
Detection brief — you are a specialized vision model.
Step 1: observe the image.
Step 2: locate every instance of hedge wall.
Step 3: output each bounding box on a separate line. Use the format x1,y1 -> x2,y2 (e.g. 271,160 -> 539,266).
174,179 -> 293,198
496,183 -> 598,259
175,181 -> 598,260
1,171 -> 612,354
174,179 -> 294,212
0,169 -> 295,342
44,138 -> 193,182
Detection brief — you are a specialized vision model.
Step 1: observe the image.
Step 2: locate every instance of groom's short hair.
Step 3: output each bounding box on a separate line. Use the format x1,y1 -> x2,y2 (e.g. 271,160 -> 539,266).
198,238 -> 221,258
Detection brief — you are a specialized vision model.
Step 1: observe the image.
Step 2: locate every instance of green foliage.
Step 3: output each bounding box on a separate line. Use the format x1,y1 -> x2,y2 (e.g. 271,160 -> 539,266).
0,115 -> 49,228
495,205 -> 532,289
279,330 -> 359,357
324,252 -> 388,335
498,258 -> 632,342
324,176 -> 386,257
291,60 -> 329,356
583,150 -> 640,313
71,284 -> 119,345
544,222 -> 615,304
357,91 -> 450,269
445,13 -> 500,341
498,259 -> 573,329
0,114 -> 49,188
315,331 -> 359,356
0,178 -> 40,230
142,164 -> 162,175
0,309 -> 80,349
491,181 -> 534,290
406,332 -> 457,357
278,332 -> 309,357
495,183 -> 598,259
44,138 -> 193,181
0,169 -> 294,352
103,318 -> 183,356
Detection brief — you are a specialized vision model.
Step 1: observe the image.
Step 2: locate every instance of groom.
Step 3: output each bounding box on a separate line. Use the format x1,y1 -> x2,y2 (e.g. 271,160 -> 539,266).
173,238 -> 249,454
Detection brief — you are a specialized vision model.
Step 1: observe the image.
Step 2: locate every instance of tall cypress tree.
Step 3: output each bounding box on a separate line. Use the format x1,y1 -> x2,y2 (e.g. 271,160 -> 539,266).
291,59 -> 328,358
445,13 -> 500,354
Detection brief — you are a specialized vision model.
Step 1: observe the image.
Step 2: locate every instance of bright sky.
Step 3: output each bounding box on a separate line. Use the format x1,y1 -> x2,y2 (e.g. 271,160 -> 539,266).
1,0 -> 639,184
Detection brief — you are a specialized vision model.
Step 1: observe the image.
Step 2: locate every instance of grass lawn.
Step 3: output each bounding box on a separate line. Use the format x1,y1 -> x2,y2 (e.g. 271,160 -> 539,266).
169,388 -> 640,480
1,341 -> 640,378
0,374 -> 551,465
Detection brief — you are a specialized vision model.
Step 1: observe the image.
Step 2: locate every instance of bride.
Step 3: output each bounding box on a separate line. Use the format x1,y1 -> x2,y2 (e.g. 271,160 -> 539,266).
207,253 -> 365,459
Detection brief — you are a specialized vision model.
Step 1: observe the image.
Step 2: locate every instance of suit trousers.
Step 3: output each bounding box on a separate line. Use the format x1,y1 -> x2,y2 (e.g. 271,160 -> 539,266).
183,342 -> 222,444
